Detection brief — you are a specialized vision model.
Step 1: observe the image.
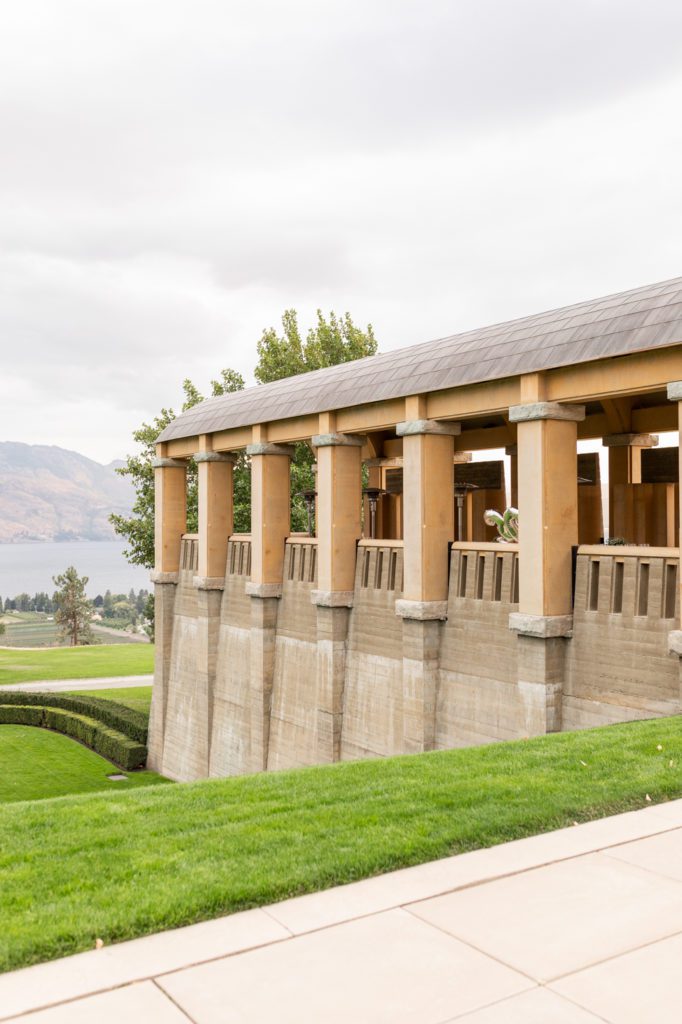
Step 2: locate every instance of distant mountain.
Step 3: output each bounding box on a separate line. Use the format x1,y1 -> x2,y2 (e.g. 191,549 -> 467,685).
0,442 -> 135,543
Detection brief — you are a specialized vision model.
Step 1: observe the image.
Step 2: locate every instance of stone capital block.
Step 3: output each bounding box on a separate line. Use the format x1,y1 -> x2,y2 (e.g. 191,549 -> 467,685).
193,451 -> 238,463
667,381 -> 682,402
508,402 -> 585,423
245,442 -> 296,457
668,630 -> 682,656
192,575 -> 225,591
150,571 -> 179,585
311,589 -> 354,608
602,433 -> 658,448
509,612 -> 573,638
395,599 -> 448,621
151,457 -> 187,468
311,432 -> 367,448
396,419 -> 461,437
246,582 -> 283,599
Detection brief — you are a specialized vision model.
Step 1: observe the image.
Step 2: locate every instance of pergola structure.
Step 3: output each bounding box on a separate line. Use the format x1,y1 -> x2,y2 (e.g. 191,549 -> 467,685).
150,277 -> 682,781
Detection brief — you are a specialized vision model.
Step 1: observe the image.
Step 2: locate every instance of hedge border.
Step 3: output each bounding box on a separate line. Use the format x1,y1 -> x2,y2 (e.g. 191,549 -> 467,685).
0,691 -> 147,743
0,705 -> 147,771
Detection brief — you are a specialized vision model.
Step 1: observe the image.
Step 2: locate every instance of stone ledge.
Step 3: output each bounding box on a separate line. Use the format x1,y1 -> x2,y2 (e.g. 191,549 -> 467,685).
310,590 -> 354,608
508,402 -> 586,423
602,433 -> 658,448
395,599 -> 448,621
668,630 -> 682,656
311,433 -> 367,448
192,576 -> 225,591
245,443 -> 296,457
193,451 -> 238,463
151,457 -> 186,469
396,419 -> 461,437
509,612 -> 573,638
667,381 -> 682,402
245,582 -> 283,599
150,571 -> 179,585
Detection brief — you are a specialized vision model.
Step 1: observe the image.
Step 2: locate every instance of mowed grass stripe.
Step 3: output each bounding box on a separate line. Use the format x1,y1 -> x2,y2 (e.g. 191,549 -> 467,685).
1,714 -> 681,973
0,644 -> 154,684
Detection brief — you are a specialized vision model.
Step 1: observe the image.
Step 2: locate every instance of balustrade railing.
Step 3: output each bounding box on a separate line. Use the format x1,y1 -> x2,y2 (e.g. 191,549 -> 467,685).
450,541 -> 519,604
576,544 -> 679,620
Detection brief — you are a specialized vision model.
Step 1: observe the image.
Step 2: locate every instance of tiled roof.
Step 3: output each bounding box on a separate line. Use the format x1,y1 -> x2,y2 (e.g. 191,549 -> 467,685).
158,276 -> 682,442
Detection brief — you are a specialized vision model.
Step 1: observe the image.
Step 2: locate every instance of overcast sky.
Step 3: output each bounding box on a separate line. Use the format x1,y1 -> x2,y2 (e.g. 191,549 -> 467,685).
2,0 -> 682,463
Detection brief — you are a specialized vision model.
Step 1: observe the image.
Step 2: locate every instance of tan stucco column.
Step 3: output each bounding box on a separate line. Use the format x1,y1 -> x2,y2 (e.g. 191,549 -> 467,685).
245,438 -> 294,772
148,452 -> 187,771
508,400 -> 584,735
395,416 -> 459,753
666,383 -> 682,659
194,448 -> 238,586
311,429 -> 364,762
604,432 -> 658,537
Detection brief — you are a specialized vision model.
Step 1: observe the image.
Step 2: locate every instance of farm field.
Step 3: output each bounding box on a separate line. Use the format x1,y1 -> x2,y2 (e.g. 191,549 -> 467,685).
0,644 -> 154,685
0,725 -> 167,803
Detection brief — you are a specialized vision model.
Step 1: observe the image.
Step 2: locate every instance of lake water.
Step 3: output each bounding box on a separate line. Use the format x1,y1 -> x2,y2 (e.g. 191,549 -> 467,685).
0,542 -> 152,599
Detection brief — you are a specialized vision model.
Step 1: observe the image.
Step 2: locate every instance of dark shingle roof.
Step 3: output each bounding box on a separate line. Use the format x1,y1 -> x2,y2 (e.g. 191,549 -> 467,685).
159,276 -> 682,442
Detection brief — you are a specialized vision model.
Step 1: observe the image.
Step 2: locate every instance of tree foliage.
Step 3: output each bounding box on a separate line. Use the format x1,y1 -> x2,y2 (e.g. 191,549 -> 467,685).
111,310 -> 376,565
53,567 -> 93,647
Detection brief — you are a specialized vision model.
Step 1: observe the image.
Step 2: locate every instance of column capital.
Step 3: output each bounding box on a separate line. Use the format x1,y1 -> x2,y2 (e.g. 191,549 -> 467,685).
667,381 -> 682,401
312,432 -> 367,448
311,589 -> 354,607
509,612 -> 573,638
150,570 -> 179,585
509,402 -> 585,423
192,575 -> 225,591
193,451 -> 238,464
395,599 -> 448,621
602,433 -> 658,448
396,419 -> 461,437
152,457 -> 186,469
245,582 -> 283,599
245,442 -> 295,457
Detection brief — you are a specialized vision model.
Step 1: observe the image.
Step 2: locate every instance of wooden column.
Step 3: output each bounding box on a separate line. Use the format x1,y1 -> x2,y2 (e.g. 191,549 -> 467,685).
395,407 -> 459,754
312,422 -> 364,762
508,396 -> 584,736
195,442 -> 237,583
604,432 -> 658,538
666,383 -> 682,660
152,449 -> 187,574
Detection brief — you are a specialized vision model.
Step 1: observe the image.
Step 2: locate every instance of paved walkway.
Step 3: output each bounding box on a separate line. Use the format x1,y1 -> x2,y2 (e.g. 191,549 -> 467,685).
3,801 -> 682,1022
3,675 -> 152,693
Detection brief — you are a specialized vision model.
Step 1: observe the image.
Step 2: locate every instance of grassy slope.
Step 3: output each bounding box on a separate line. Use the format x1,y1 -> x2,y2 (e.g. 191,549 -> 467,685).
1,715 -> 681,973
0,645 -> 154,684
0,726 -> 167,803
66,686 -> 153,714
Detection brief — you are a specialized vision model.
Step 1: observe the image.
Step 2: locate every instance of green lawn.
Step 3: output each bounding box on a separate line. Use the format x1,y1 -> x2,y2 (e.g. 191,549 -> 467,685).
0,645 -> 154,685
1,714 -> 682,973
67,686 -> 153,715
0,725 -> 167,804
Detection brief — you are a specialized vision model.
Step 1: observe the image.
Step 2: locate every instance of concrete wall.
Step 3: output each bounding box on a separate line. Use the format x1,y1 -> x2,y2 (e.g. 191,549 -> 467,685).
153,538 -> 682,781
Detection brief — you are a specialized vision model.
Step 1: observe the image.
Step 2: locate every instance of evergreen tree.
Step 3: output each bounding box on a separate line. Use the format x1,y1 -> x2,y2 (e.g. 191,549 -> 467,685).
53,567 -> 93,647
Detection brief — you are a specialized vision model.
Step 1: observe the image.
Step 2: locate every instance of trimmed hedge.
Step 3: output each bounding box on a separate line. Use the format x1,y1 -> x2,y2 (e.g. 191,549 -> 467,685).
0,691 -> 147,743
0,705 -> 147,771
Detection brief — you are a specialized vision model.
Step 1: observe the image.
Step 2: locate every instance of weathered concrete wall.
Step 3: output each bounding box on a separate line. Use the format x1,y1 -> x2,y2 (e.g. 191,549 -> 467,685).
341,543 -> 405,760
267,540 -> 319,770
161,537 -> 210,781
209,537 -> 253,777
437,546 -> 522,747
564,550 -> 681,728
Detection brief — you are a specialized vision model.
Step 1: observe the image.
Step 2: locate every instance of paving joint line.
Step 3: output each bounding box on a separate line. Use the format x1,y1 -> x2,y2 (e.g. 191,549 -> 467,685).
152,977 -> 198,1023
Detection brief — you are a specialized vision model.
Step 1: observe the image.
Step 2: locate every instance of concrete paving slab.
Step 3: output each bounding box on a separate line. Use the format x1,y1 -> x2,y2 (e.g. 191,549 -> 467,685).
408,852 -> 682,982
448,986 -> 605,1022
4,981 -> 188,1024
158,909 -> 532,1024
551,930 -> 682,1023
605,827 -> 682,882
0,909 -> 288,1021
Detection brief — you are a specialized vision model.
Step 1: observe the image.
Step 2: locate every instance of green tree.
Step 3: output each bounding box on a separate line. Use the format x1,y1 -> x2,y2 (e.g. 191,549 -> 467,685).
53,567 -> 93,647
256,310 -> 376,531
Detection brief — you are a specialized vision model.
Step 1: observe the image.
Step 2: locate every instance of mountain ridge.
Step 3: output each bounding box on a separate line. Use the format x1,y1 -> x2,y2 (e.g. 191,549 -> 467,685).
0,442 -> 134,543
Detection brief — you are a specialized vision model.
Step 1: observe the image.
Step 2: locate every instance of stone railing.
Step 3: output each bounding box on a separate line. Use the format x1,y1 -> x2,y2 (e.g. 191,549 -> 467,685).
575,545 -> 679,620
357,539 -> 404,593
285,536 -> 318,585
226,534 -> 252,577
449,541 -> 519,604
180,533 -> 199,574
